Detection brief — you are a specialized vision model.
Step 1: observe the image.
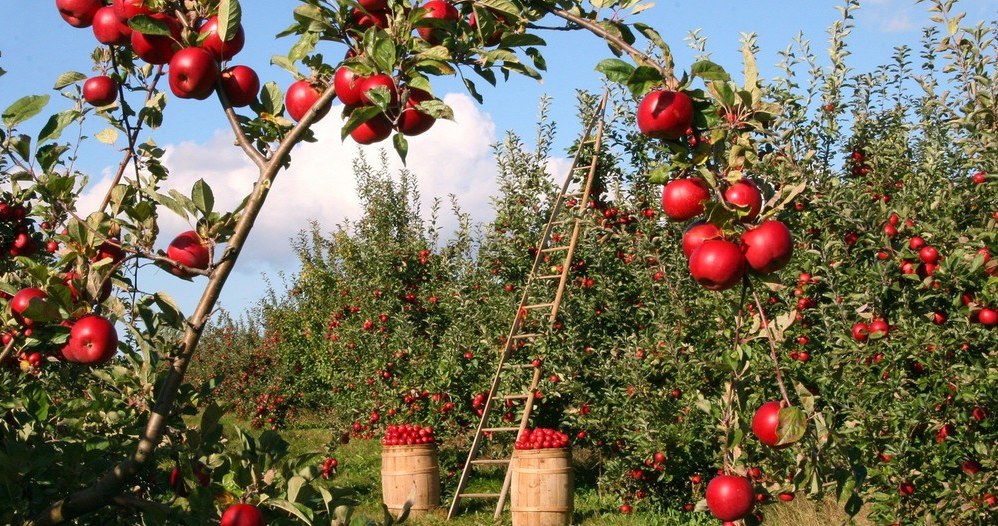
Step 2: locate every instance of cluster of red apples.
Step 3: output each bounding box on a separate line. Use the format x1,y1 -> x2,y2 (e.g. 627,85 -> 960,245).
635,88 -> 794,291
56,0 -> 446,145
381,423 -> 437,446
514,427 -> 570,450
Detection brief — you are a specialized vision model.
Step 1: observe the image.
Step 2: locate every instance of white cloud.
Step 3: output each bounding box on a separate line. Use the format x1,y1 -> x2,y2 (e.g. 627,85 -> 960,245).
79,93 -> 501,271
880,12 -> 915,33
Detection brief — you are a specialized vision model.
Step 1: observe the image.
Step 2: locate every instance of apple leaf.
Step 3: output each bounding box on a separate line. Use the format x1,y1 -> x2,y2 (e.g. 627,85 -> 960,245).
191,179 -> 215,216
35,144 -> 69,173
270,56 -> 299,77
53,71 -> 87,90
595,58 -> 634,84
393,133 -> 408,165
95,128 -> 119,145
776,406 -> 806,446
340,106 -> 382,140
371,38 -> 398,76
499,33 -> 545,48
263,499 -> 313,524
258,81 -> 284,116
154,292 -> 185,327
217,0 -> 242,43
3,94 -> 49,128
478,0 -> 519,16
691,60 -> 731,82
128,15 -> 171,36
38,110 -> 79,144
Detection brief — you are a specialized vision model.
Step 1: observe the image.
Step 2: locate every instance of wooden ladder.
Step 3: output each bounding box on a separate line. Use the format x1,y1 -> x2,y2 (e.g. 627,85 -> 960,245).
447,91 -> 609,521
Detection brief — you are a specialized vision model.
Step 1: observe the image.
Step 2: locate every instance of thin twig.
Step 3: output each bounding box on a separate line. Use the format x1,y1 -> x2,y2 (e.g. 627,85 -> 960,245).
751,290 -> 792,406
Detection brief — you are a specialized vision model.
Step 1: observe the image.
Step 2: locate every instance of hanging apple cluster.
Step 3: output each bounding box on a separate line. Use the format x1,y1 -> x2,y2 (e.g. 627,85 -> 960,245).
634,88 -> 794,292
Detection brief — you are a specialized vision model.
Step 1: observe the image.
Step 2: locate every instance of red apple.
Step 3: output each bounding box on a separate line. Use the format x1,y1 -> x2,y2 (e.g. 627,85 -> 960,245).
358,74 -> 399,106
416,1 -> 460,44
199,16 -> 245,61
286,80 -> 332,122
358,0 -> 388,9
972,171 -> 987,184
978,308 -> 997,327
112,0 -> 151,22
56,0 -> 102,28
91,6 -> 132,45
636,90 -> 694,140
351,8 -> 389,29
169,47 -> 219,100
909,236 -> 925,251
350,113 -> 393,145
83,76 -> 119,107
682,221 -> 723,258
167,231 -> 210,278
334,66 -> 365,106
869,319 -> 890,338
751,401 -> 792,448
740,220 -> 793,274
11,288 -> 48,327
131,14 -> 181,65
724,179 -> 763,221
851,322 -> 868,342
396,88 -> 435,136
220,65 -> 260,107
62,315 -> 119,365
705,475 -> 755,522
898,481 -> 915,496
221,503 -> 264,526
661,178 -> 710,221
918,246 -> 939,264
689,239 -> 745,291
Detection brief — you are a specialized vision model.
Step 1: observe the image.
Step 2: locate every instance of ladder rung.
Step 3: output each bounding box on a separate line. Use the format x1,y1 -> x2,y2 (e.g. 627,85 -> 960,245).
523,303 -> 555,309
551,219 -> 571,226
511,333 -> 540,340
541,246 -> 570,253
502,363 -> 535,370
483,427 -> 520,432
537,274 -> 562,280
502,394 -> 529,400
562,191 -> 584,198
470,459 -> 511,466
460,493 -> 501,498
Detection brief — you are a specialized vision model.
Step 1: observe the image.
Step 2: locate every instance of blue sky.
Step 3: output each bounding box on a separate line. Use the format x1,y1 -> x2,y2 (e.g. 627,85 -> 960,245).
1,1 -> 996,315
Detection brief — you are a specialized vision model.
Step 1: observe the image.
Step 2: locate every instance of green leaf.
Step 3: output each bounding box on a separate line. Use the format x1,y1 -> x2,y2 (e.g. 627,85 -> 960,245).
595,58 -> 634,84
341,106 -> 383,140
393,133 -> 408,164
270,56 -> 299,77
647,164 -> 671,184
38,110 -> 79,144
153,292 -> 185,327
95,128 -> 119,144
499,33 -> 546,48
128,15 -> 171,36
287,475 -> 306,503
691,61 -> 731,82
53,71 -> 87,90
35,144 -> 69,173
191,179 -> 215,215
259,82 -> 284,116
3,95 -> 50,128
217,0 -> 242,43
264,499 -> 313,525
372,37 -> 397,75
777,406 -> 807,446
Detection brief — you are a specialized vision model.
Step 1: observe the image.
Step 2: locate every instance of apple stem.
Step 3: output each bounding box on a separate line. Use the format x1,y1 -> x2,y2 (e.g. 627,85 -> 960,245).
752,290 -> 792,406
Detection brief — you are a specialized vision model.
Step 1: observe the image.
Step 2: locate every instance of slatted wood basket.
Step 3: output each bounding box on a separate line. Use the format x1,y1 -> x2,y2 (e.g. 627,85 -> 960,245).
381,444 -> 441,518
510,448 -> 574,526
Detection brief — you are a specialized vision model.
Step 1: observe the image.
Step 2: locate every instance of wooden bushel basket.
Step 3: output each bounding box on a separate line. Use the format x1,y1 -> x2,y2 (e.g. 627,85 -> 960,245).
381,444 -> 441,518
510,448 -> 574,526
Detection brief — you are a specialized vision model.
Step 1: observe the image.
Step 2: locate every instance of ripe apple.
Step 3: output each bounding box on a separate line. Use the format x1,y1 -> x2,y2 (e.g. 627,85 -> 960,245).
166,231 -> 210,278
220,65 -> 260,107
199,16 -> 245,61
869,319 -> 890,338
705,475 -> 755,522
397,88 -> 436,136
978,308 -> 997,327
909,236 -> 926,251
11,288 -> 48,327
972,171 -> 987,184
62,315 -> 119,365
82,76 -> 119,107
918,246 -> 939,264
112,0 -> 150,21
898,481 -> 915,496
416,0 -> 460,44
358,0 -> 388,9
681,221 -> 722,258
740,220 -> 794,274
131,14 -> 181,65
351,8 -> 389,29
661,178 -> 710,221
220,503 -> 264,526
91,6 -> 132,45
851,322 -> 868,342
358,74 -> 399,106
334,66 -> 365,106
724,179 -> 763,221
286,80 -> 332,122
56,0 -> 102,28
636,90 -> 694,140
751,401 -> 789,447
350,114 -> 393,145
689,239 -> 745,291
169,47 -> 220,100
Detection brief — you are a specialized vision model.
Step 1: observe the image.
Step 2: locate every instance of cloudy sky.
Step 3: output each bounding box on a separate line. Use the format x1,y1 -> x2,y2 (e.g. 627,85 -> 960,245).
3,0 -> 997,314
